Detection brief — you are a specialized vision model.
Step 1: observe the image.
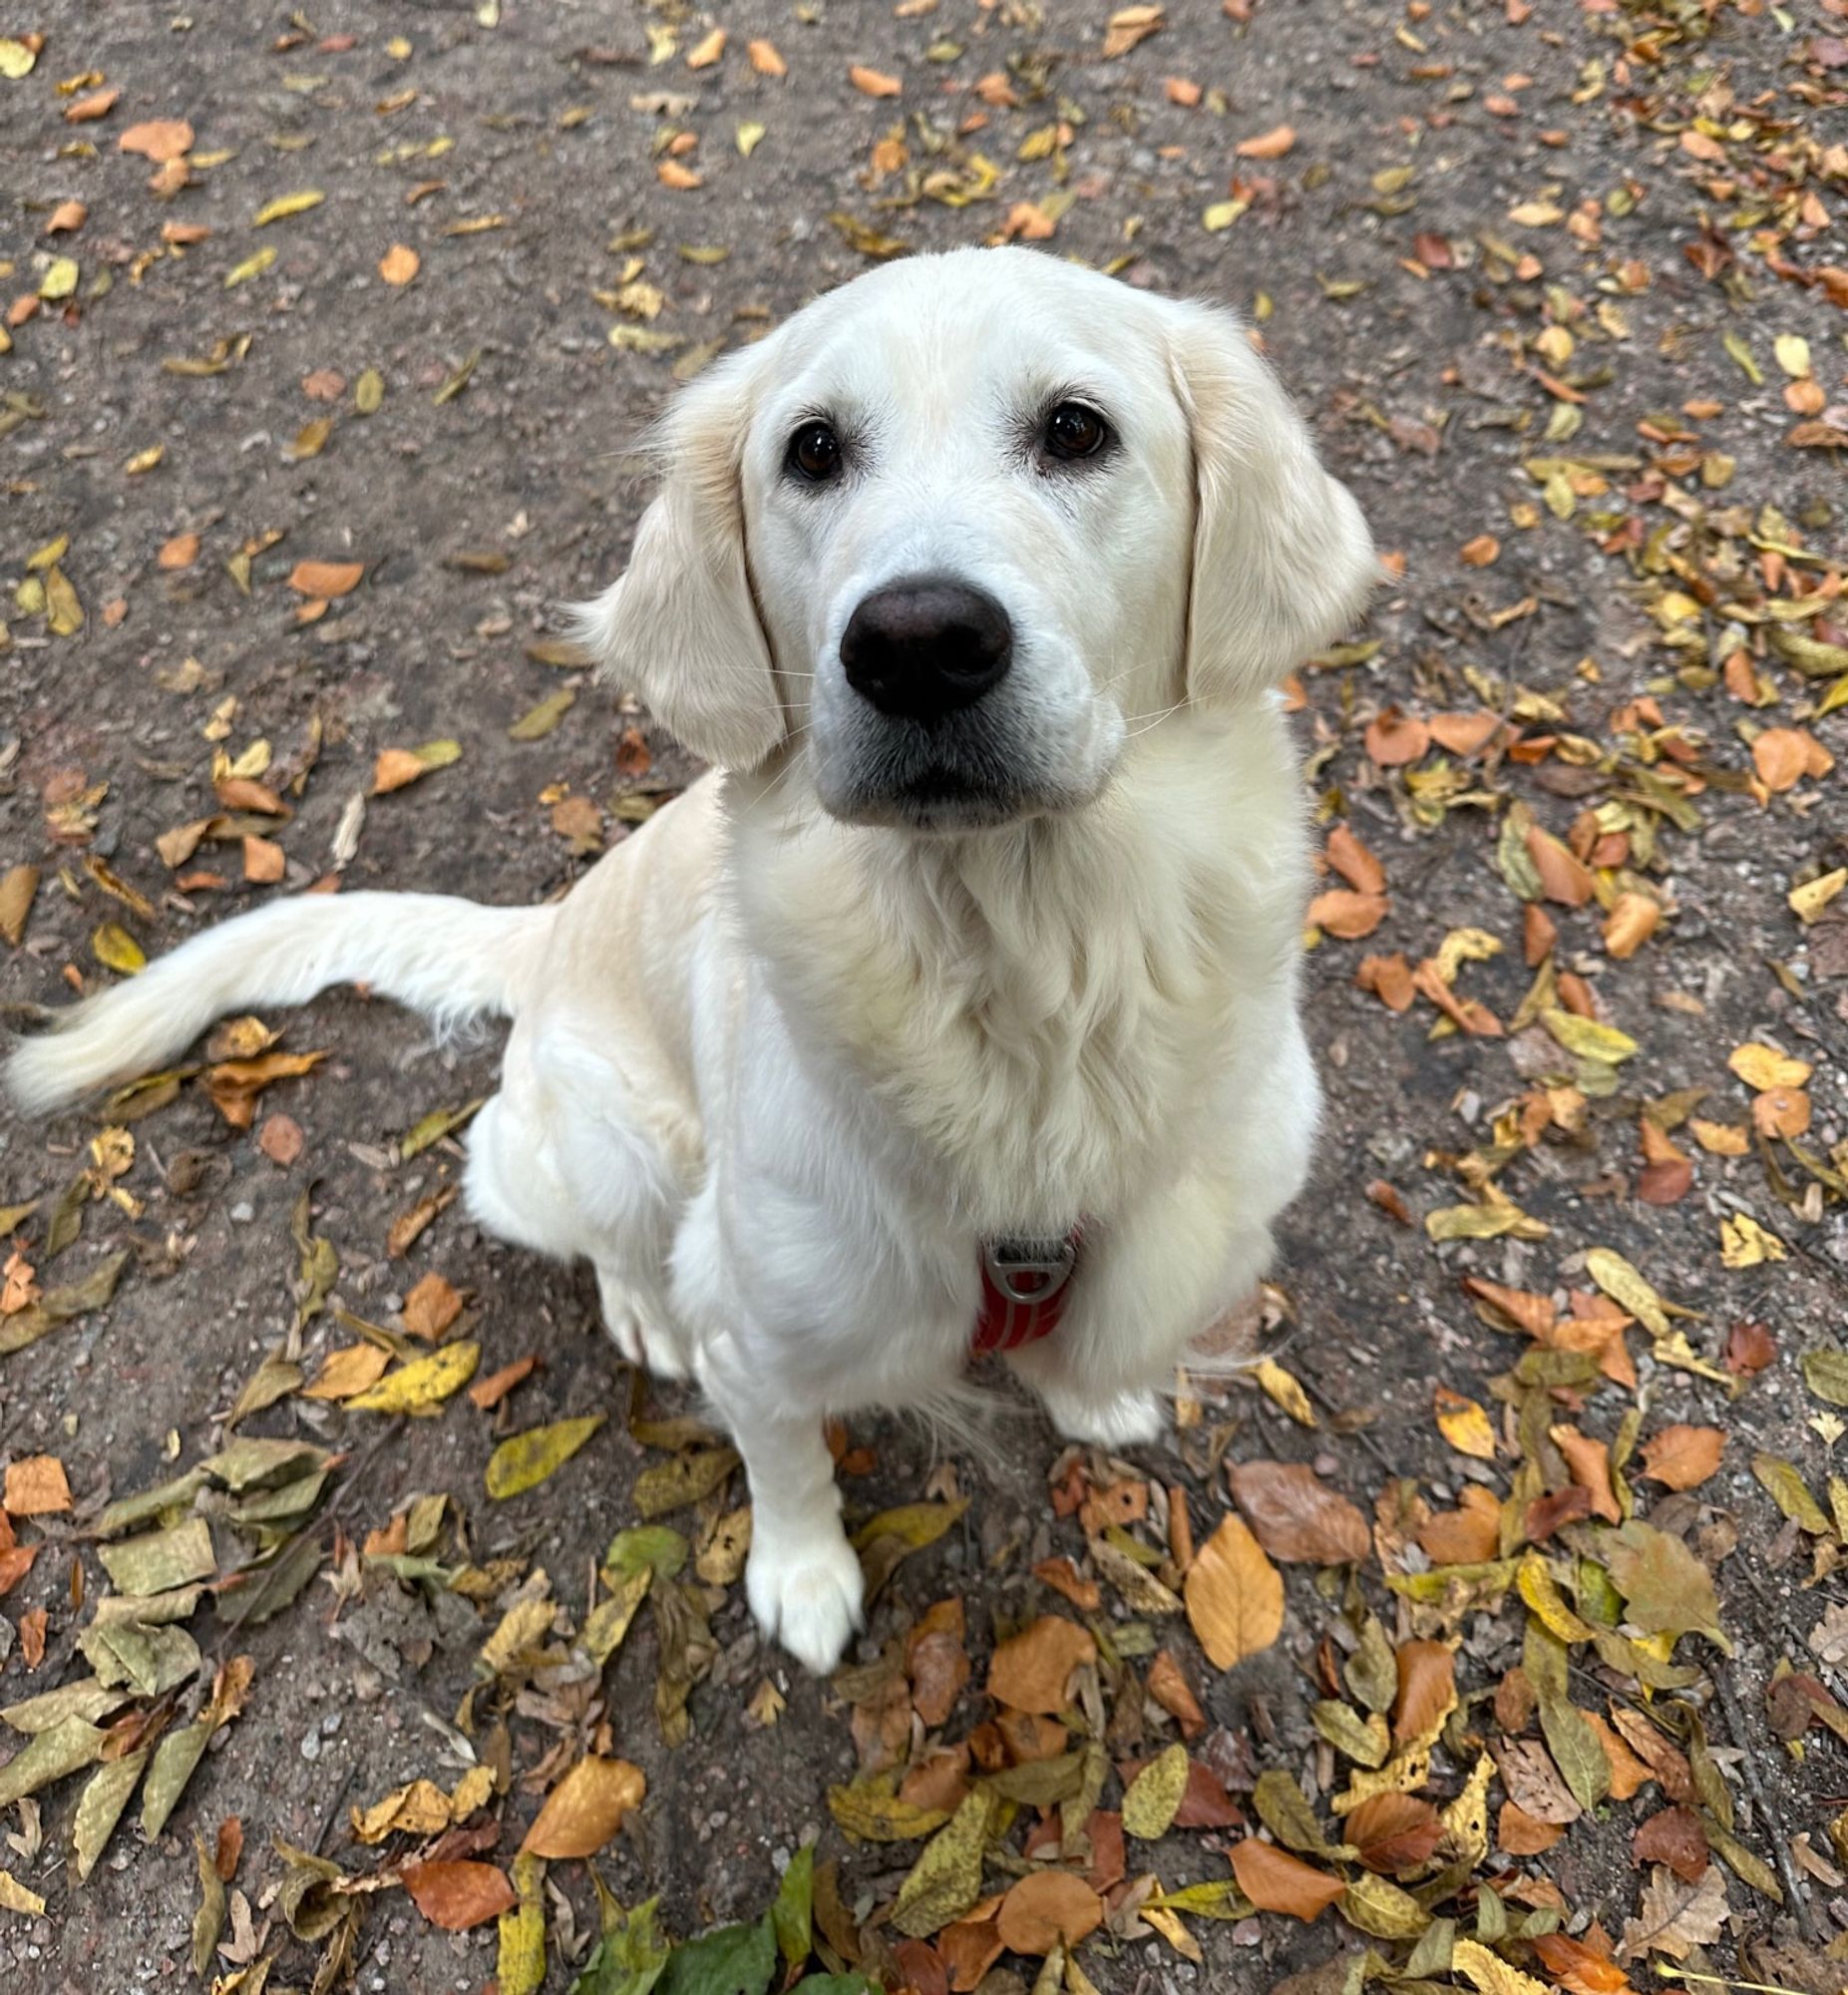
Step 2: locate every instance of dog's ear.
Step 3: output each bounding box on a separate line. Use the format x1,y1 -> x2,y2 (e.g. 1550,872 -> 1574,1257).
571,350 -> 783,770
1165,303 -> 1376,704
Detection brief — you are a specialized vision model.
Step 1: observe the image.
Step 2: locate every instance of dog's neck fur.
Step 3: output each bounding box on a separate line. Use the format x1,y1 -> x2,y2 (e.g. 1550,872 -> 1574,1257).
728,706 -> 1308,1236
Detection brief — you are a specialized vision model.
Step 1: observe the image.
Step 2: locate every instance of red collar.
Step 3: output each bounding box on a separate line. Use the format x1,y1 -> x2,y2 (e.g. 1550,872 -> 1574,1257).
971,1229 -> 1082,1355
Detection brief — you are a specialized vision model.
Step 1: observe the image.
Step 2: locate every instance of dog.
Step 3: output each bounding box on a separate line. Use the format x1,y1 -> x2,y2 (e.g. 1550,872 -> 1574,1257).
9,246 -> 1375,1673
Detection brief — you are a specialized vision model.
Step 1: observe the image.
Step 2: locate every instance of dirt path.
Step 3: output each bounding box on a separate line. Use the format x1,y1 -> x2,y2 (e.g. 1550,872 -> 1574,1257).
2,3 -> 1845,1992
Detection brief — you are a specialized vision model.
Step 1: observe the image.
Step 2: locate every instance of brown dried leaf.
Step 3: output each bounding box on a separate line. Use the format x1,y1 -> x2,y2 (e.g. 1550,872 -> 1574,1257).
1229,1461 -> 1370,1564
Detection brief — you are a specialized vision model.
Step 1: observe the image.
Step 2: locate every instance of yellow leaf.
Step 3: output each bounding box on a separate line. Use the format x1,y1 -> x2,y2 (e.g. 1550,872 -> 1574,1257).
345,1341 -> 480,1413
1434,1386 -> 1495,1459
1253,1357 -> 1316,1425
224,246 -> 276,288
891,1788 -> 994,1938
828,1774 -> 951,1844
520,1756 -> 644,1856
1583,1247 -> 1671,1337
254,190 -> 324,224
1789,868 -> 1846,925
0,36 -> 39,78
355,367 -> 385,414
25,536 -> 68,573
1773,334 -> 1811,380
92,923 -> 146,975
1184,1512 -> 1283,1669
485,1415 -> 605,1499
1517,1555 -> 1596,1643
1542,1007 -> 1637,1064
45,566 -> 84,635
0,1868 -> 47,1916
496,1852 -> 547,1995
1719,1214 -> 1785,1269
40,256 -> 79,300
736,121 -> 765,157
1452,1936 -> 1550,1995
373,740 -> 462,793
850,1498 -> 968,1552
1727,1041 -> 1811,1091
1122,1743 -> 1190,1840
1202,200 -> 1249,231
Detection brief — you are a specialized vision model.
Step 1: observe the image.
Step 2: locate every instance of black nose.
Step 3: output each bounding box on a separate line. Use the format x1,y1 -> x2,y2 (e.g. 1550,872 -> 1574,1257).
840,577 -> 1013,723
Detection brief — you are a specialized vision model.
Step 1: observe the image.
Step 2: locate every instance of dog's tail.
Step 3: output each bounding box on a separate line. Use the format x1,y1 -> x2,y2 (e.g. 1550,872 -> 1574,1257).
7,891 -> 556,1116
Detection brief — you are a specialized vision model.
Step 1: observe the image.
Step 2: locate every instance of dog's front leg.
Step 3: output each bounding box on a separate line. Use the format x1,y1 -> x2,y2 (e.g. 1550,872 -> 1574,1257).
703,1362 -> 863,1673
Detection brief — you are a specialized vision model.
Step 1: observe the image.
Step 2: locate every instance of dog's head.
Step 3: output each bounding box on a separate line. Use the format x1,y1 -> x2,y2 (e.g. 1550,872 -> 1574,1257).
577,247 -> 1374,832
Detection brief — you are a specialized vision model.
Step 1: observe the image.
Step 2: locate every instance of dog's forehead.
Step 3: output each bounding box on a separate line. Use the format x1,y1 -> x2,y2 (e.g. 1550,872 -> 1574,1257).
771,249 -> 1168,417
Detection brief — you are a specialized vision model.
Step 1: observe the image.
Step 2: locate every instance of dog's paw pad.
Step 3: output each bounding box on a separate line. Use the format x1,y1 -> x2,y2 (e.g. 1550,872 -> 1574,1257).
1043,1385 -> 1164,1448
747,1531 -> 864,1675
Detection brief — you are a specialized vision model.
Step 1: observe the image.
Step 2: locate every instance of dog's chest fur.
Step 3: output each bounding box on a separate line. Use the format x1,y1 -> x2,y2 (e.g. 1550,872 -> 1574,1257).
732,721 -> 1307,1233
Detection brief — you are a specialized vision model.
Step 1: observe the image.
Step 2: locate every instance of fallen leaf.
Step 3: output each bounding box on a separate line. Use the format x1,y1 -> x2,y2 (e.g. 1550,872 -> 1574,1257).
344,1341 -> 480,1413
1619,1864 -> 1729,1962
287,560 -> 363,598
1236,124 -> 1296,159
520,1756 -> 644,1857
485,1415 -> 605,1499
379,243 -> 420,286
1228,1839 -> 1344,1920
1637,1425 -> 1724,1492
403,1859 -> 517,1931
1229,1460 -> 1369,1564
119,119 -> 194,162
4,1455 -> 72,1515
994,1870 -> 1103,1955
1184,1512 -> 1283,1669
987,1617 -> 1095,1716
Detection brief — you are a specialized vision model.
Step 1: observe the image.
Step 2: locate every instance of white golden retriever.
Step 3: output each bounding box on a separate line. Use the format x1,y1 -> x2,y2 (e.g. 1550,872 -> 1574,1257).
11,248 -> 1374,1672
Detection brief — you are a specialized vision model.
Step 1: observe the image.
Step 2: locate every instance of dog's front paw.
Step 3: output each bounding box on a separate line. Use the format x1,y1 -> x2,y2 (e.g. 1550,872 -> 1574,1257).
1040,1383 -> 1164,1449
746,1524 -> 865,1674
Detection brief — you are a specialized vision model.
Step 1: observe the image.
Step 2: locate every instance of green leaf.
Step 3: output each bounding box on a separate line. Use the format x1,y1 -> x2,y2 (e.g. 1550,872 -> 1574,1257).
97,1516 -> 215,1595
71,1747 -> 150,1882
1751,1452 -> 1831,1536
771,1844 -> 814,1973
604,1526 -> 688,1583
1800,1347 -> 1848,1407
1603,1520 -> 1729,1653
0,1716 -> 106,1809
631,1447 -> 739,1519
486,1415 -> 605,1499
1121,1742 -> 1190,1840
499,1852 -> 549,1995
569,1894 -> 672,1995
656,1914 -> 777,1995
890,1788 -> 994,1939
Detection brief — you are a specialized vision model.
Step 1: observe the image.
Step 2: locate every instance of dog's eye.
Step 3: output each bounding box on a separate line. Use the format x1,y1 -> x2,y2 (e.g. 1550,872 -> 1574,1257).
1042,401 -> 1109,462
787,420 -> 842,483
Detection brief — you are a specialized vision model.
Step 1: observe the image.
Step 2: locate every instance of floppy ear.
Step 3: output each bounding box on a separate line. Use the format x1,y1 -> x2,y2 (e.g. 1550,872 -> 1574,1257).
1166,303 -> 1376,704
571,350 -> 784,770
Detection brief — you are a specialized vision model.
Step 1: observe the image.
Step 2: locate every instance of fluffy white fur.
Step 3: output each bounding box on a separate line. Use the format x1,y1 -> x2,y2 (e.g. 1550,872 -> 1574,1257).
9,248 -> 1374,1673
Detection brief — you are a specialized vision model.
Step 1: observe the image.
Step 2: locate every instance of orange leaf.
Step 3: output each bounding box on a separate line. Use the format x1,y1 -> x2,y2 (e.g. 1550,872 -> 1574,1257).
656,160 -> 703,191
986,1615 -> 1095,1715
1433,1384 -> 1496,1458
402,1271 -> 464,1343
378,243 -> 420,286
1307,889 -> 1386,940
469,1354 -> 540,1410
1392,1639 -> 1455,1748
747,39 -> 787,77
402,1859 -> 516,1931
257,1113 -> 303,1165
1752,726 -> 1826,793
1227,1838 -> 1344,1920
1415,1485 -> 1502,1565
1356,952 -> 1414,1010
1637,1425 -> 1724,1492
242,834 -> 285,884
1459,534 -> 1501,567
287,559 -> 364,598
1531,1931 -> 1633,1995
302,1344 -> 391,1400
1183,1512 -> 1283,1669
119,119 -> 194,162
1234,124 -> 1296,160
1499,1799 -> 1567,1855
685,27 -> 726,68
1325,824 -> 1386,894
158,532 -> 199,570
993,1871 -> 1103,1956
64,87 -> 120,124
1346,1792 -> 1445,1872
521,1756 -> 645,1857
1429,709 -> 1501,755
4,1455 -> 72,1516
849,65 -> 903,98
1603,892 -> 1660,959
1551,1424 -> 1621,1522
1228,1460 -> 1369,1564
1363,708 -> 1429,767
1525,824 -> 1595,907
